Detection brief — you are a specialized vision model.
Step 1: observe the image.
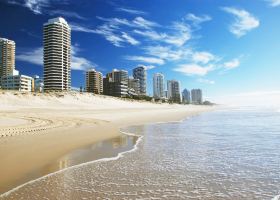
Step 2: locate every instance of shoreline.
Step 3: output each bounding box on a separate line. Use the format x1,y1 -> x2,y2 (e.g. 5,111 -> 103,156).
0,92 -> 215,195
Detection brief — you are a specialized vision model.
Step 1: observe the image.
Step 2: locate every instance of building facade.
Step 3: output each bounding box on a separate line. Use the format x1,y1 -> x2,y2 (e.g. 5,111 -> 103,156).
167,80 -> 181,103
133,66 -> 146,95
86,69 -> 103,94
182,89 -> 191,104
0,38 -> 15,82
103,69 -> 128,97
153,73 -> 164,99
43,17 -> 71,91
32,75 -> 44,92
1,75 -> 33,91
191,89 -> 203,104
128,77 -> 140,95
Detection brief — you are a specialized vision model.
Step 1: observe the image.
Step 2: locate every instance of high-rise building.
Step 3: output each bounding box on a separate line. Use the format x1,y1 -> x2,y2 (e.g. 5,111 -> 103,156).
128,77 -> 140,95
103,69 -> 128,97
191,89 -> 203,104
43,17 -> 71,91
167,80 -> 181,103
86,69 -> 103,94
153,73 -> 164,99
182,89 -> 191,104
133,66 -> 146,95
0,38 -> 15,81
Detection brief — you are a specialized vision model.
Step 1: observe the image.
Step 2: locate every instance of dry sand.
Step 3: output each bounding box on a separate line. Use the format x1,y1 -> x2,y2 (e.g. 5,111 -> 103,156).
0,91 -> 214,194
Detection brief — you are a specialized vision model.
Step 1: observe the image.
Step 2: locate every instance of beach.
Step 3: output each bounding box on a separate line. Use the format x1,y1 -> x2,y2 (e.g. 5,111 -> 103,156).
0,91 -> 213,195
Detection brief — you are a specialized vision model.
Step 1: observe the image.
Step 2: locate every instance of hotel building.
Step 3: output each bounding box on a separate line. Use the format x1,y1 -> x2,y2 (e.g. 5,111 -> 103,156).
182,89 -> 191,104
191,89 -> 203,104
1,74 -> 33,92
153,73 -> 164,99
103,69 -> 128,97
0,38 -> 15,83
86,69 -> 103,94
133,66 -> 146,95
128,77 -> 140,95
167,80 -> 181,103
43,17 -> 71,91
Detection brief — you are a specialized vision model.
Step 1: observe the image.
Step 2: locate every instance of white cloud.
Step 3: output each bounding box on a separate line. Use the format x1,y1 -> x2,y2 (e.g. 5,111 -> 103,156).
124,56 -> 165,65
141,65 -> 156,70
49,10 -> 86,20
115,7 -> 147,15
197,78 -> 215,84
143,45 -> 188,61
133,30 -> 166,40
222,7 -> 260,37
224,58 -> 240,70
185,13 -> 212,25
121,32 -> 140,45
192,51 -> 215,64
174,64 -> 214,76
267,0 -> 280,6
17,46 -> 96,71
133,17 -> 160,29
17,47 -> 43,65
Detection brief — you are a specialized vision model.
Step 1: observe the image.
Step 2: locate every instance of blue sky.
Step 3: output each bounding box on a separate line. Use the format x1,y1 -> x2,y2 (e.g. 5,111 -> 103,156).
0,0 -> 280,104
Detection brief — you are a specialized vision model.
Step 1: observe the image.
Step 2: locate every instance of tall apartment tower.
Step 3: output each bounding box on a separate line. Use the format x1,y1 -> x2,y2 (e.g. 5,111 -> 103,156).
167,80 -> 181,103
86,69 -> 103,94
182,89 -> 191,104
133,65 -> 146,95
43,17 -> 71,91
0,38 -> 15,80
191,89 -> 203,104
153,73 -> 164,99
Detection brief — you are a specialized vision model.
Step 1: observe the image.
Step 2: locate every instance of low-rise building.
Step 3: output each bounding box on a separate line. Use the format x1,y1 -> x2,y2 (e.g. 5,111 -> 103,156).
32,75 -> 44,92
1,74 -> 33,91
103,69 -> 128,97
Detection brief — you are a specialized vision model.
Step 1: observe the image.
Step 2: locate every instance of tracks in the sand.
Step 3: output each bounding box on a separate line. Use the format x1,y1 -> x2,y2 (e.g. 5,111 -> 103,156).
0,114 -> 83,137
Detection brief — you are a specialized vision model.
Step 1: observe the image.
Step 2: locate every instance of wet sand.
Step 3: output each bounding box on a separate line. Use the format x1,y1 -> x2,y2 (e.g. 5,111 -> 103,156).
0,91 -> 213,194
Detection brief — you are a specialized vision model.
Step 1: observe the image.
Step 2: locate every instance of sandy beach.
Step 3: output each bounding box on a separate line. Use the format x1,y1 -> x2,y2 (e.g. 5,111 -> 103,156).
0,91 -> 213,194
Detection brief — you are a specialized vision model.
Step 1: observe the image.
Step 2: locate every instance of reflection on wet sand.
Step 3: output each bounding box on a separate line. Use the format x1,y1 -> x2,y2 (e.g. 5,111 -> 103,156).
1,134 -> 137,195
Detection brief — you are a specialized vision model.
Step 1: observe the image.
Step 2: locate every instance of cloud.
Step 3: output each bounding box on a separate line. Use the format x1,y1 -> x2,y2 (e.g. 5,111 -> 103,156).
197,78 -> 215,84
16,46 -> 96,71
224,58 -> 240,70
132,17 -> 160,29
121,32 -> 140,45
124,56 -> 165,65
185,13 -> 212,25
140,65 -> 156,70
267,0 -> 280,6
174,64 -> 214,76
222,7 -> 260,37
115,7 -> 147,15
49,10 -> 86,20
192,51 -> 216,64
143,45 -> 188,61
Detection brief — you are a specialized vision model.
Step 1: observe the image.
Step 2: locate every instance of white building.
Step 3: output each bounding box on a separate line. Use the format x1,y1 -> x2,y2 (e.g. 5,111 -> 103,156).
153,73 -> 164,99
167,80 -> 181,103
191,89 -> 203,104
43,17 -> 71,91
1,74 -> 33,91
0,38 -> 15,81
133,66 -> 147,95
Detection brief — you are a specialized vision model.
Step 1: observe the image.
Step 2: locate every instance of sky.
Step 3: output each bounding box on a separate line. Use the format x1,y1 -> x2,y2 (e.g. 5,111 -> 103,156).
0,0 -> 280,105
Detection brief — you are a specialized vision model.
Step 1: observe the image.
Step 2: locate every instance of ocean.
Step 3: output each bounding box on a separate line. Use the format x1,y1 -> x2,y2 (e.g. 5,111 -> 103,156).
1,107 -> 280,199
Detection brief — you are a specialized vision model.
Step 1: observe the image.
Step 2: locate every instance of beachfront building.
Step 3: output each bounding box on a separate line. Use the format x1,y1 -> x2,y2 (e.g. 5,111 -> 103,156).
0,38 -> 15,84
191,89 -> 203,104
167,80 -> 181,103
103,69 -> 128,97
43,17 -> 71,92
182,89 -> 191,104
85,69 -> 103,94
153,73 -> 164,99
32,75 -> 44,92
133,65 -> 146,95
128,77 -> 140,95
1,74 -> 33,91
